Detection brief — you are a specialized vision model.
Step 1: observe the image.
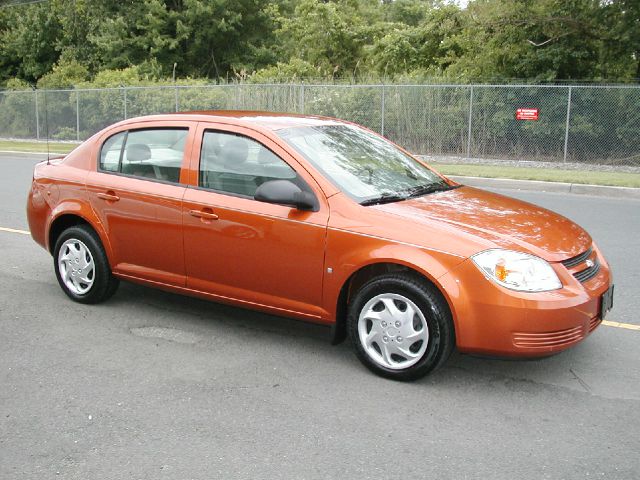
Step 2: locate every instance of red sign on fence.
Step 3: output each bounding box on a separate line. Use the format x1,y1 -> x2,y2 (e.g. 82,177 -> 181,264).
516,108 -> 539,120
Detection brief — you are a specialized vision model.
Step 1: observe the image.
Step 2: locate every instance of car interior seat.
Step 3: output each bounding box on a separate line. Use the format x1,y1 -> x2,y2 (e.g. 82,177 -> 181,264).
123,143 -> 156,179
218,137 -> 257,196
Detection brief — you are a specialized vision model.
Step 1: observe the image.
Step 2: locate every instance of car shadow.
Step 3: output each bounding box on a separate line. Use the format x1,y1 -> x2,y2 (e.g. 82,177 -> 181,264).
109,280 -> 334,343
104,280 -> 599,393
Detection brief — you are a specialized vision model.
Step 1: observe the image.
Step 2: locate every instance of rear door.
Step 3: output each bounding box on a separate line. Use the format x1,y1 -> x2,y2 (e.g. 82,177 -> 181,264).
87,122 -> 195,286
182,123 -> 329,318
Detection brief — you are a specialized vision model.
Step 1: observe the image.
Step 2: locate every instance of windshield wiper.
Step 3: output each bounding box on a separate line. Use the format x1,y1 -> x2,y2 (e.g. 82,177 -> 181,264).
360,193 -> 407,206
405,183 -> 458,198
360,183 -> 459,206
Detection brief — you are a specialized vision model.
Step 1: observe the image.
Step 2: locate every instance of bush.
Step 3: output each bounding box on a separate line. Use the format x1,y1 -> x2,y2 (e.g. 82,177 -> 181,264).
36,60 -> 89,89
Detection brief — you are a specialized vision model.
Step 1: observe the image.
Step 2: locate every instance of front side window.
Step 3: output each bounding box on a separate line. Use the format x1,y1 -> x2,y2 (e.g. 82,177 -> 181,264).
199,131 -> 299,198
99,128 -> 188,183
278,124 -> 453,205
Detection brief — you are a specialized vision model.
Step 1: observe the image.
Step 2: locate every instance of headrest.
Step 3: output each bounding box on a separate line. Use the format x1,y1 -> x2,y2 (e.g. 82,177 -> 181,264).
223,137 -> 249,169
126,143 -> 151,162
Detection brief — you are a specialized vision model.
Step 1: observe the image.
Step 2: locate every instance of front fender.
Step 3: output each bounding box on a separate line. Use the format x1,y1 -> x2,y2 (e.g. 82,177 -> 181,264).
321,227 -> 466,322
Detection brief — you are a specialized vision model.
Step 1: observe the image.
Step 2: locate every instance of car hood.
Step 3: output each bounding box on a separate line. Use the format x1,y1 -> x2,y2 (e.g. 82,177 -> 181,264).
373,186 -> 591,262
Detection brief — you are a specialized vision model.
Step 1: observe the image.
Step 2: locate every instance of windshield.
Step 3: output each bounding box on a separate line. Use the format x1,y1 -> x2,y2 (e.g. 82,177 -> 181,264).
277,124 -> 452,204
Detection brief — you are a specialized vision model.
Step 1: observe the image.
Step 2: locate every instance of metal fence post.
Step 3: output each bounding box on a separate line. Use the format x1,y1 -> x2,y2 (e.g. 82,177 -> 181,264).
175,85 -> 179,112
35,89 -> 40,140
466,85 -> 474,158
299,82 -> 305,114
381,84 -> 386,136
563,86 -> 572,163
75,90 -> 80,141
123,87 -> 127,120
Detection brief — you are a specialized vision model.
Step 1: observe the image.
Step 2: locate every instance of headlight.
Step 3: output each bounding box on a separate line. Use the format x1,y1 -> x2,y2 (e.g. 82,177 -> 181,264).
471,249 -> 561,292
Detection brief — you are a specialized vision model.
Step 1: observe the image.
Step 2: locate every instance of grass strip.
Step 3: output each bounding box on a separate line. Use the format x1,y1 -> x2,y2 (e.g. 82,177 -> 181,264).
433,163 -> 640,188
0,140 -> 79,154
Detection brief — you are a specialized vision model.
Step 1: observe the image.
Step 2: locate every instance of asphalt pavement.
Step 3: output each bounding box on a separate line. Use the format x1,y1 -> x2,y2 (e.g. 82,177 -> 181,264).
1,153 -> 639,479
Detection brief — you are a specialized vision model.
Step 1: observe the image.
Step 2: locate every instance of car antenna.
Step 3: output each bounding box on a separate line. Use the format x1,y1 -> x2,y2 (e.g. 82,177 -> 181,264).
43,86 -> 50,165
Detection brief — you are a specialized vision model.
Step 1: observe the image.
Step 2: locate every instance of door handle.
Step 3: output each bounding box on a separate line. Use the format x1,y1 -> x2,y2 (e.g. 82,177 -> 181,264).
97,192 -> 120,202
189,209 -> 219,220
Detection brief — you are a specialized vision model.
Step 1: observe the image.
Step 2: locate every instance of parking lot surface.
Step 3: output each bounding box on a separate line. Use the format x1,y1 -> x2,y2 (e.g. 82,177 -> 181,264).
1,153 -> 639,479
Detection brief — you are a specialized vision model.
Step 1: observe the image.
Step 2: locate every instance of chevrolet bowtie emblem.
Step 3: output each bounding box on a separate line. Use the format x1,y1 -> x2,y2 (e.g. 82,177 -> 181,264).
585,259 -> 594,268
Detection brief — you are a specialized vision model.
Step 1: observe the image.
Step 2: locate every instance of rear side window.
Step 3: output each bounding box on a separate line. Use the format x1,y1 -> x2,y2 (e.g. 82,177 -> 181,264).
100,132 -> 125,172
99,128 -> 188,184
199,131 -> 298,198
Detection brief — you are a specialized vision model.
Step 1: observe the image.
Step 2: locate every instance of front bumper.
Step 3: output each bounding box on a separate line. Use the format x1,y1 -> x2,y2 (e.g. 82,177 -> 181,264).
440,246 -> 612,357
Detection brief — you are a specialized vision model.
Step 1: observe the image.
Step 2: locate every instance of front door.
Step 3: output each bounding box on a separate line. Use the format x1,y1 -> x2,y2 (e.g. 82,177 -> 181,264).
182,125 -> 329,318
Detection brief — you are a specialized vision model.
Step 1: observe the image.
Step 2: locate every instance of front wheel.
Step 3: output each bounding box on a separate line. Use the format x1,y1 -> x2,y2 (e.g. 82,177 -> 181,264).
347,273 -> 455,381
53,225 -> 119,304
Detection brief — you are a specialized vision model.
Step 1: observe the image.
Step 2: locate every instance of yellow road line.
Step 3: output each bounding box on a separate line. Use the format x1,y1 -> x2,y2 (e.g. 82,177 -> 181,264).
602,320 -> 640,331
0,226 -> 30,235
1,223 -> 640,332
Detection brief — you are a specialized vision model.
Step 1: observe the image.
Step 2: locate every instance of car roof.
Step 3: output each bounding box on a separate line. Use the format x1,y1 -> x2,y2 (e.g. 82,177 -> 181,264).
170,110 -> 344,130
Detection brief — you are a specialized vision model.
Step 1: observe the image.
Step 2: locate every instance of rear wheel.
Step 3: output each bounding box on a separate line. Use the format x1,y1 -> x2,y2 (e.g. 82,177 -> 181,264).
347,273 -> 455,381
53,225 -> 119,304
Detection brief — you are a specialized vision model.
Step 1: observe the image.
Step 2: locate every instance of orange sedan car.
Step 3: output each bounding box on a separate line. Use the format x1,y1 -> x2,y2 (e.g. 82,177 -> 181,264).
27,111 -> 613,380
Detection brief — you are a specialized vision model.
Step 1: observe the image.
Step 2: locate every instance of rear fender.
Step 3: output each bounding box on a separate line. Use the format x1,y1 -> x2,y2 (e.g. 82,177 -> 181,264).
47,201 -> 114,262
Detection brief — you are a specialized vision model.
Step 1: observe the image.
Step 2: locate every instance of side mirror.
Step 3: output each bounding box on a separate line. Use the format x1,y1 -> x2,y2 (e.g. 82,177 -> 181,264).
254,180 -> 317,211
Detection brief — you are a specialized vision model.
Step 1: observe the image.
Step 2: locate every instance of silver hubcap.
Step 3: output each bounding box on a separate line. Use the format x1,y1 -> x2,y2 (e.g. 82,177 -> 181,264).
57,239 -> 95,295
358,293 -> 429,370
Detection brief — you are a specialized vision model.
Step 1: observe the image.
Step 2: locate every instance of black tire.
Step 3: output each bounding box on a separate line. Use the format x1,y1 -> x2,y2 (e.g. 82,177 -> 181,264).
347,273 -> 455,381
53,225 -> 119,304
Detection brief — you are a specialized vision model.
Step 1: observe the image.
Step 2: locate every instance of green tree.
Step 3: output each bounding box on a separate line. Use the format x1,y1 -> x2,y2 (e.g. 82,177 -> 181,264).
0,4 -> 62,83
0,0 -> 638,86
272,0 -> 378,79
599,0 -> 640,80
368,3 -> 465,77
90,0 -> 279,79
446,0 -> 607,81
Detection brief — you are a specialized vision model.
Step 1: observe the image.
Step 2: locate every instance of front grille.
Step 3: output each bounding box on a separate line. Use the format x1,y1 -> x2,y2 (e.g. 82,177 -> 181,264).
560,246 -> 601,284
561,248 -> 593,268
513,325 -> 584,349
589,315 -> 602,333
574,258 -> 601,283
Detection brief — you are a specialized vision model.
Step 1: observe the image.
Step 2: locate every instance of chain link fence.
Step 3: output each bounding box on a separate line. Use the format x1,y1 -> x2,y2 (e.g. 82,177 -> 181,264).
1,83 -> 638,167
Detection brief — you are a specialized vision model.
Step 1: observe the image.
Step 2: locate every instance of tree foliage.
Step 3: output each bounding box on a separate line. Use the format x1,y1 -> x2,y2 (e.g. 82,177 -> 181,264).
0,0 -> 638,87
